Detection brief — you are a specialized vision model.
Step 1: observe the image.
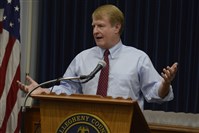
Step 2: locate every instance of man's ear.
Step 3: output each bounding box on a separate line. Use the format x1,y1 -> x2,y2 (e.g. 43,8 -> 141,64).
114,23 -> 121,34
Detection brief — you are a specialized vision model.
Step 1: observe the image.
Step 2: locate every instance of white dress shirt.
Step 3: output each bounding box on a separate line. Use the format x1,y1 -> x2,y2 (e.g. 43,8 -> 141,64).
50,40 -> 174,109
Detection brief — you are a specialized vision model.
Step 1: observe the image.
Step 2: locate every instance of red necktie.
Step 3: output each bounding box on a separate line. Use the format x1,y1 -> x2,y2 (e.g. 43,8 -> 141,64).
97,50 -> 110,97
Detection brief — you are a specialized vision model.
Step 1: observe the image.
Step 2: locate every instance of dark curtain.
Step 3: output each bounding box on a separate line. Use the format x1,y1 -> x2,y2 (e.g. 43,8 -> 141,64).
37,0 -> 199,113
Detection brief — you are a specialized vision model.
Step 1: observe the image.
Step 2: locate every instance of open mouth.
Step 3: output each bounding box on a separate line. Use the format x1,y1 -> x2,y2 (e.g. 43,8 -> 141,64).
96,36 -> 103,40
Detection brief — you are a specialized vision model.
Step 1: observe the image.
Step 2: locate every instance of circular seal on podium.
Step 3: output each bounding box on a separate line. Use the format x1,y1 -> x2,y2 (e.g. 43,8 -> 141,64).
56,113 -> 110,133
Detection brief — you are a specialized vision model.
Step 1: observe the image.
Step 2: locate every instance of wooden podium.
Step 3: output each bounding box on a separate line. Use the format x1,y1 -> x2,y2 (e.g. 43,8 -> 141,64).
31,93 -> 150,133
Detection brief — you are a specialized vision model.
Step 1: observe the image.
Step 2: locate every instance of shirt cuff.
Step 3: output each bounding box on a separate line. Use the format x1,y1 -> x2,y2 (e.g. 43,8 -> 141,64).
155,84 -> 174,101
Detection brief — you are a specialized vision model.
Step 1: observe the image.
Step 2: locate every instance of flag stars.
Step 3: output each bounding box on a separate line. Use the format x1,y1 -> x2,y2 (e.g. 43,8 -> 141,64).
10,22 -> 14,27
3,0 -> 20,39
14,6 -> 19,12
3,16 -> 7,20
7,0 -> 12,4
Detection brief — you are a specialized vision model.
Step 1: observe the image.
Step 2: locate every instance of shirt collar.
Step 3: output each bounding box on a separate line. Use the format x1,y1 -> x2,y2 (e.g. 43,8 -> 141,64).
97,40 -> 123,59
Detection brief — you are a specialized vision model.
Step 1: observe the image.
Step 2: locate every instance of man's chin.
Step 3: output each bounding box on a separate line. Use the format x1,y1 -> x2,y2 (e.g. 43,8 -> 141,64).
96,43 -> 105,48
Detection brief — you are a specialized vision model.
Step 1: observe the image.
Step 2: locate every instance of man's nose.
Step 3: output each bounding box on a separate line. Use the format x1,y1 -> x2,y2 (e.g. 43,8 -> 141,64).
93,26 -> 99,34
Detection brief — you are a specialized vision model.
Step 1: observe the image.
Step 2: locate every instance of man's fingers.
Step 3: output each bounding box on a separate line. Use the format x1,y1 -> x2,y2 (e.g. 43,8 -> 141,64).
17,80 -> 28,92
26,75 -> 34,83
171,62 -> 178,72
172,62 -> 178,68
169,62 -> 178,77
161,72 -> 167,79
163,68 -> 170,75
162,62 -> 178,83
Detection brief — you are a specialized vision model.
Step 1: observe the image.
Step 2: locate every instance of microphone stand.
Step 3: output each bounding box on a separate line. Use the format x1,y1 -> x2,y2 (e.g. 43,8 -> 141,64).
22,76 -> 82,112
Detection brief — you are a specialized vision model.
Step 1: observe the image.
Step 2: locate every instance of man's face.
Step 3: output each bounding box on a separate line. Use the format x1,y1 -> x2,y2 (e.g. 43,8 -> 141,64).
92,15 -> 120,49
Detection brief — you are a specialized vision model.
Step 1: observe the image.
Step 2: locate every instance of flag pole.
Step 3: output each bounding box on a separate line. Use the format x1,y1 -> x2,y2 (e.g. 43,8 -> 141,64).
25,1 -> 33,77
24,0 -> 33,107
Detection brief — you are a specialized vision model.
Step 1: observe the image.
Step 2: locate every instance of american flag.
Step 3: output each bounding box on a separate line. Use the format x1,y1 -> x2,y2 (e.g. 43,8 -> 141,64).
0,0 -> 21,132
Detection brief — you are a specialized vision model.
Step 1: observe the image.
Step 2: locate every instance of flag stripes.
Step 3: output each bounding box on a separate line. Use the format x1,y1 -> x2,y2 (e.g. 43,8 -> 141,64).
0,0 -> 21,132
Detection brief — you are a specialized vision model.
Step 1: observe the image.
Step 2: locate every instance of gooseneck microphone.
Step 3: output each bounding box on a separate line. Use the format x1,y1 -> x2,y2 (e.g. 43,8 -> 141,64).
88,60 -> 106,79
81,60 -> 106,83
22,60 -> 106,112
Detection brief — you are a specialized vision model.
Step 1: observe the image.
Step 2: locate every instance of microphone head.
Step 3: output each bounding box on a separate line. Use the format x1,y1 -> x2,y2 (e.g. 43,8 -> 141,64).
98,60 -> 106,68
